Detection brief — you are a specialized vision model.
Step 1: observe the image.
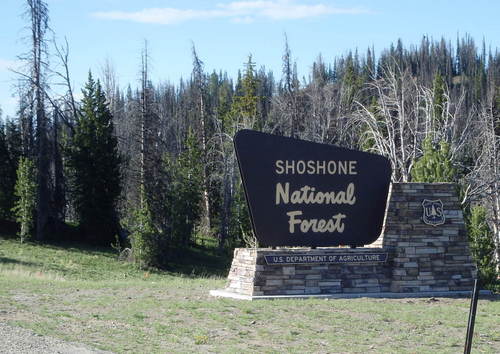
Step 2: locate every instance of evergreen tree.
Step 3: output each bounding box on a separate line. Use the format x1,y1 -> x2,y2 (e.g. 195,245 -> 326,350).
229,55 -> 259,130
342,53 -> 361,107
127,187 -> 160,268
12,157 -> 37,242
217,56 -> 260,247
67,72 -> 122,244
466,205 -> 498,287
411,137 -> 456,182
230,180 -> 253,248
165,130 -> 204,248
0,119 -> 22,221
432,72 -> 446,126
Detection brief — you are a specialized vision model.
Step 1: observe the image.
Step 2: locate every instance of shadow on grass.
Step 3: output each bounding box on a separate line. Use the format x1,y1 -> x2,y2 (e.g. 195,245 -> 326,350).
162,245 -> 232,278
0,256 -> 41,268
39,239 -> 116,257
44,223 -> 232,277
17,237 -> 232,278
2,222 -> 230,279
41,241 -> 232,277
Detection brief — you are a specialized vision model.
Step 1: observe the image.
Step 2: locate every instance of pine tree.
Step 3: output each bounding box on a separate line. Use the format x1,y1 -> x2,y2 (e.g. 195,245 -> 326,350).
229,55 -> 259,130
12,157 -> 37,242
218,56 -> 259,247
411,137 -> 456,182
127,187 -> 160,268
466,205 -> 498,287
165,130 -> 204,248
0,119 -> 22,221
67,72 -> 122,244
432,72 -> 446,126
342,53 -> 361,107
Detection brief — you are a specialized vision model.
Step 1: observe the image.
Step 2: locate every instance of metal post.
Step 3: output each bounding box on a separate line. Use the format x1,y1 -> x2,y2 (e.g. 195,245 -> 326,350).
464,279 -> 480,354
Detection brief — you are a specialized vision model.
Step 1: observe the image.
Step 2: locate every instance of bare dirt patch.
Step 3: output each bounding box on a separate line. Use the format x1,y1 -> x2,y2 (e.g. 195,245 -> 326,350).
0,322 -> 112,354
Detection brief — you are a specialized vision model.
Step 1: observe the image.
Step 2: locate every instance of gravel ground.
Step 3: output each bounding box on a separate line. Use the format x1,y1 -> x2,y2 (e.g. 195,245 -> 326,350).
0,323 -> 112,354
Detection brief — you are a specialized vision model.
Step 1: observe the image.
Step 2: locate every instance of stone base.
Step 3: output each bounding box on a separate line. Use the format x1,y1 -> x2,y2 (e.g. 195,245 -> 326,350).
212,183 -> 477,299
222,248 -> 392,297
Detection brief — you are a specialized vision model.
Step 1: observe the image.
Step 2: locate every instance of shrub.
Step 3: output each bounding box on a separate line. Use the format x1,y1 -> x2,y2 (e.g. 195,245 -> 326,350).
466,205 -> 499,289
11,157 -> 37,243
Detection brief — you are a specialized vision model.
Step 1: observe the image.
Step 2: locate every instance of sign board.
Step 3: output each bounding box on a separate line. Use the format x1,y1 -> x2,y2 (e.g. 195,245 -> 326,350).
234,129 -> 392,247
264,253 -> 388,265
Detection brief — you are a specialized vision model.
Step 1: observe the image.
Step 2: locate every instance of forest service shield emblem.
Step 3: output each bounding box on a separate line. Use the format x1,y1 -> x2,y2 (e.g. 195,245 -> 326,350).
422,199 -> 445,226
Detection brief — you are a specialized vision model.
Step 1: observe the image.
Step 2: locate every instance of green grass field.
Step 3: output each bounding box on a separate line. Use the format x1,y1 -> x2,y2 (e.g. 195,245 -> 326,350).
0,236 -> 499,353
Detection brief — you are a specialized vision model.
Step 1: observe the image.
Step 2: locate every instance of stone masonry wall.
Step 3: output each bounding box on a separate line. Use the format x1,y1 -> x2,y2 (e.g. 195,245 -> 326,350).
226,248 -> 390,296
222,183 -> 477,297
383,183 -> 476,292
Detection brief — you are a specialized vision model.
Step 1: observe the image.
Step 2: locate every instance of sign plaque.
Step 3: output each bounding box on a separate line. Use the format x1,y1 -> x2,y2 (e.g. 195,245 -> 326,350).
264,253 -> 388,265
234,130 -> 392,247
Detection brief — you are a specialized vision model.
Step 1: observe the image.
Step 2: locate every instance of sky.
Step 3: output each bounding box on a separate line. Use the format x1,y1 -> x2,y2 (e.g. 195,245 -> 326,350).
1,0 -> 499,119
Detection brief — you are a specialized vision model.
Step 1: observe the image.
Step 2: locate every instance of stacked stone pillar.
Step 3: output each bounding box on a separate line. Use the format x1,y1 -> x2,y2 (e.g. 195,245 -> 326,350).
383,183 -> 476,292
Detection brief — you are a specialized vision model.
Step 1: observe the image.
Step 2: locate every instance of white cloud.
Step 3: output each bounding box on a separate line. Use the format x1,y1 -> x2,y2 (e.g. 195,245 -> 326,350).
219,1 -> 366,20
231,16 -> 255,24
91,0 -> 369,25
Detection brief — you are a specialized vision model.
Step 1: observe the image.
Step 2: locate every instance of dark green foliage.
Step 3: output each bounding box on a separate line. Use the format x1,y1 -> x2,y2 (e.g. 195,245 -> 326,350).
466,205 -> 499,289
128,129 -> 205,266
0,119 -> 21,221
229,182 -> 253,248
12,157 -> 37,242
226,55 -> 259,131
165,130 -> 204,248
432,72 -> 446,125
341,53 -> 363,106
67,72 -> 122,245
126,192 -> 162,268
411,137 -> 456,182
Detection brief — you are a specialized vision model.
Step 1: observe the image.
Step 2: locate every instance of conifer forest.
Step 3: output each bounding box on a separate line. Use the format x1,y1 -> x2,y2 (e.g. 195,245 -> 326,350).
0,0 -> 498,288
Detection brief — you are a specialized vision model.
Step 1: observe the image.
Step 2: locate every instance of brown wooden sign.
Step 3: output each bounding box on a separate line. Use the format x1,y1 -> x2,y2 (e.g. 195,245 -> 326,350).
234,129 -> 392,247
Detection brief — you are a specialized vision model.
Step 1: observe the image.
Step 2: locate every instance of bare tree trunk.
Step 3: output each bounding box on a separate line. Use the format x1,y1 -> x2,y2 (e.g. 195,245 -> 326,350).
52,110 -> 65,223
191,45 -> 211,232
199,92 -> 211,231
27,0 -> 51,241
18,90 -> 35,157
35,93 -> 49,240
140,40 -> 149,209
486,98 -> 500,273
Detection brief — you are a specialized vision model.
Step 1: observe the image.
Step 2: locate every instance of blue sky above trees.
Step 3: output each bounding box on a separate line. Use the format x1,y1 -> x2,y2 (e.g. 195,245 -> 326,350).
1,0 -> 499,118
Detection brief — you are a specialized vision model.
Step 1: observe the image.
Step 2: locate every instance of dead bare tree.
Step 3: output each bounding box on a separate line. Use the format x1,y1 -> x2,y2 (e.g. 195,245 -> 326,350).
139,40 -> 149,208
352,64 -> 424,182
100,57 -> 118,109
52,37 -> 78,128
21,0 -> 51,240
191,45 -> 212,232
269,34 -> 301,138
